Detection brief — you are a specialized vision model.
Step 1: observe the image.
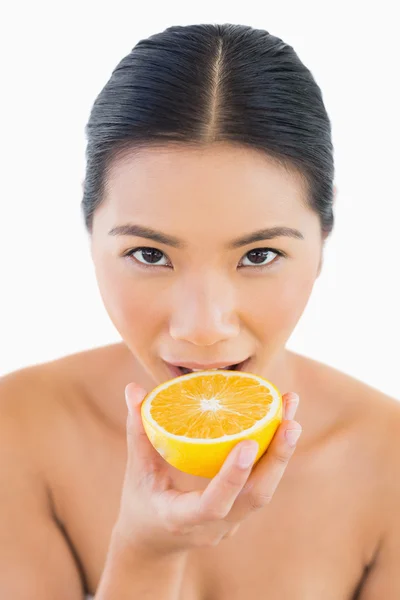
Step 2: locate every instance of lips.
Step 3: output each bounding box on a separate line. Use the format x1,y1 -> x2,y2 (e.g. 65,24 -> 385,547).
165,358 -> 251,378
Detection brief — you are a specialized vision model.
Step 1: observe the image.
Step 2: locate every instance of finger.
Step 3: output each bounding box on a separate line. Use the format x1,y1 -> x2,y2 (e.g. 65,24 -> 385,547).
283,392 -> 300,421
156,441 -> 258,529
165,398 -> 301,528
125,383 -> 164,478
196,441 -> 259,521
238,420 -> 302,514
185,395 -> 300,525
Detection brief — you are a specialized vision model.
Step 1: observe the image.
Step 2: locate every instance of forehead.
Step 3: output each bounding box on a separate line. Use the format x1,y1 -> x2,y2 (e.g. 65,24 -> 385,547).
98,143 -> 314,236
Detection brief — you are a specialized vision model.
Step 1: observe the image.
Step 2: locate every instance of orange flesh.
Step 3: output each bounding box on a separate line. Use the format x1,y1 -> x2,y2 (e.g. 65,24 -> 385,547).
150,373 -> 275,438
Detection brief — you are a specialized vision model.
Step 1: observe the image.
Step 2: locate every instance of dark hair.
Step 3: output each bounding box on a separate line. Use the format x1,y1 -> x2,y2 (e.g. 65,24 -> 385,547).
82,23 -> 335,235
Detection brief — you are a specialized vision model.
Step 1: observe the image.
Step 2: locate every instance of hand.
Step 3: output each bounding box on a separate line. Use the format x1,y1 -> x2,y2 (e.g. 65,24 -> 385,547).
113,383 -> 302,557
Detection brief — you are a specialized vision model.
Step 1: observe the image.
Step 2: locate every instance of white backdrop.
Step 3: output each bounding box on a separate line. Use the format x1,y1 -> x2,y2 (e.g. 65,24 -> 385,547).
0,1 -> 399,399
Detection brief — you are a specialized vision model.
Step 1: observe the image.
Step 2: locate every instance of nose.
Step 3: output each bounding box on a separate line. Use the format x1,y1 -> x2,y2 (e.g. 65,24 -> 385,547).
169,274 -> 240,346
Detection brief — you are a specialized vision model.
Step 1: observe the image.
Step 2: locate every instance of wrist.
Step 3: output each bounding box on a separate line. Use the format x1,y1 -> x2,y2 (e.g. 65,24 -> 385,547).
110,524 -> 188,565
96,526 -> 188,599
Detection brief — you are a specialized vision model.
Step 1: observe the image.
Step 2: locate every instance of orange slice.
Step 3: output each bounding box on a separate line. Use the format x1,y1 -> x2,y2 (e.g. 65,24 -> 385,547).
141,369 -> 283,478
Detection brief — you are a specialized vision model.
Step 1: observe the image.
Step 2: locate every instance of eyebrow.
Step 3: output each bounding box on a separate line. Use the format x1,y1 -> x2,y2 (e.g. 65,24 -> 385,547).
108,223 -> 304,249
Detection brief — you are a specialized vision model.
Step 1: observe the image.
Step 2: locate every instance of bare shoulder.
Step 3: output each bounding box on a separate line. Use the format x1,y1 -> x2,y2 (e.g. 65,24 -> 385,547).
292,349 -> 399,406
0,342 -> 121,414
0,356 -> 79,432
0,342 -> 131,456
0,355 -> 97,598
293,358 -> 400,598
291,350 -> 400,456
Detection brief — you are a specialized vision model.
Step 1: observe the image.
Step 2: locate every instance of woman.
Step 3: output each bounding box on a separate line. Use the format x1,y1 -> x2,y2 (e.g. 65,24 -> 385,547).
1,22 -> 399,600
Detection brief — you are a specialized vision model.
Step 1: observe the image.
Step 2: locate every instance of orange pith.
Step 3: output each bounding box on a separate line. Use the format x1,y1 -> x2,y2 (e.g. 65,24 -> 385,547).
141,370 -> 283,477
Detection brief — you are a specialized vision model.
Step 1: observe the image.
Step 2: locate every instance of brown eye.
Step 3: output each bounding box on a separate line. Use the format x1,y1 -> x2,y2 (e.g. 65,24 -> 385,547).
125,247 -> 171,268
239,248 -> 282,268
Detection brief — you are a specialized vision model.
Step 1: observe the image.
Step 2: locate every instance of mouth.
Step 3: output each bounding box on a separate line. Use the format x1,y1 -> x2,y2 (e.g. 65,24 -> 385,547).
164,357 -> 252,378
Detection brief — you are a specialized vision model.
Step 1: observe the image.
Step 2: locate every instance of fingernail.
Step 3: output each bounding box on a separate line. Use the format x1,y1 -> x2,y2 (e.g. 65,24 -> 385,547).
238,443 -> 259,469
285,396 -> 299,421
285,428 -> 302,447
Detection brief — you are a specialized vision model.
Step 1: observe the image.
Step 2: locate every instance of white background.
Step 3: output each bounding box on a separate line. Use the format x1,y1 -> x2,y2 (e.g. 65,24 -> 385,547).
0,2 -> 399,399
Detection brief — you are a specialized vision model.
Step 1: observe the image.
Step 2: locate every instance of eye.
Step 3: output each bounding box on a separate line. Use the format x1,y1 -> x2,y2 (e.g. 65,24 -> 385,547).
239,248 -> 284,269
124,247 -> 172,269
123,246 -> 285,270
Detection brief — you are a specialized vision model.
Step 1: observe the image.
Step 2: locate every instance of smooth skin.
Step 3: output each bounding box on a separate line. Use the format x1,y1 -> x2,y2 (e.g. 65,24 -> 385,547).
1,143 -> 400,599
95,388 -> 301,600
113,386 -> 301,553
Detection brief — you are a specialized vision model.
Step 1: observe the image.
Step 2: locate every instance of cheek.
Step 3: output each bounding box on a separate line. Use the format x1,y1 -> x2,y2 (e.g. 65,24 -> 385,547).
94,259 -> 161,343
278,274 -> 315,324
243,271 -> 316,337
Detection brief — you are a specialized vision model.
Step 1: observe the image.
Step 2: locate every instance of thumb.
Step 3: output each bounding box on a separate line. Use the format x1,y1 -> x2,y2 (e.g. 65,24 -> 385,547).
125,382 -> 163,476
125,381 -> 147,417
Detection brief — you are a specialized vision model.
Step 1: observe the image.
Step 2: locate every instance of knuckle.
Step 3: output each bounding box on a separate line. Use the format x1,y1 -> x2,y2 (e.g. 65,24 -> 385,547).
200,505 -> 228,521
273,451 -> 291,465
247,491 -> 273,511
223,473 -> 243,490
163,519 -> 193,536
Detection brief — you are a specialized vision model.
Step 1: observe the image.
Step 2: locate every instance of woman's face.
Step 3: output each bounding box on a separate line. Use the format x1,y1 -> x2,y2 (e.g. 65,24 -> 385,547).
91,143 -> 325,385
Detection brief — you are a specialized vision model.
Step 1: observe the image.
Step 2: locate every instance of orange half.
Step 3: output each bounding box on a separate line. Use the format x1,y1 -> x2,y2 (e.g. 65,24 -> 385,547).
141,370 -> 283,478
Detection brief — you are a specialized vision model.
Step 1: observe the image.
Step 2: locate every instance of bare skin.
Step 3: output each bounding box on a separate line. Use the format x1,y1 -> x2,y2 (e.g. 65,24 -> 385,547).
1,143 -> 399,598
1,341 -> 399,599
